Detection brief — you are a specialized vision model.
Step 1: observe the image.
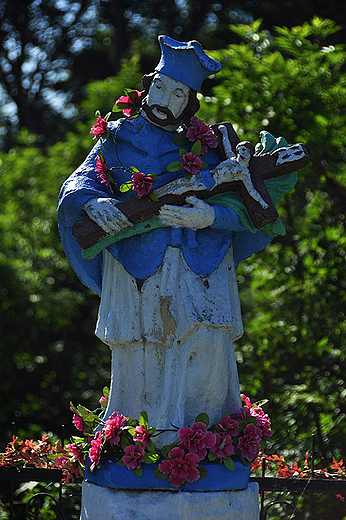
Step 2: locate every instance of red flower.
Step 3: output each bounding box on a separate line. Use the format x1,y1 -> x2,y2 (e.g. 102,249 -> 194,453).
131,170 -> 153,197
230,407 -> 251,421
181,152 -> 203,176
186,116 -> 218,155
251,408 -> 272,438
178,421 -> 216,460
66,443 -> 84,464
102,411 -> 127,447
115,90 -> 142,116
237,423 -> 262,462
158,447 -> 200,487
217,417 -> 239,437
71,409 -> 88,435
240,394 -> 254,408
88,432 -> 103,472
95,156 -> 112,188
122,444 -> 145,470
133,425 -> 150,448
210,433 -> 235,459
90,116 -> 108,139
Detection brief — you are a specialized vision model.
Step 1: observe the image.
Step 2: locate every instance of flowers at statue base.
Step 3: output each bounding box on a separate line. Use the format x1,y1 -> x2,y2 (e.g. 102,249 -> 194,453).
90,115 -> 109,139
58,392 -> 274,487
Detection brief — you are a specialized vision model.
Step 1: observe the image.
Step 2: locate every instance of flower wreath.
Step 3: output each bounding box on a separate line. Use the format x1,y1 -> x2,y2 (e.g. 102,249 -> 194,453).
53,392 -> 272,488
89,88 -> 218,200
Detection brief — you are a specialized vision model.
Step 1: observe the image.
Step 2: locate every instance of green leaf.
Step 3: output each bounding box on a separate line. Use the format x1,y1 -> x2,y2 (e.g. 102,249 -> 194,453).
191,140 -> 202,156
167,161 -> 182,172
253,399 -> 269,409
139,411 -> 148,428
179,148 -> 188,158
149,191 -> 159,202
70,402 -> 78,415
120,436 -> 131,450
104,112 -> 112,122
173,132 -> 188,146
144,453 -> 160,464
208,452 -> 217,461
98,150 -> 105,163
154,467 -> 169,480
127,418 -> 138,427
77,405 -> 89,417
134,467 -> 143,477
83,413 -> 100,426
148,173 -> 157,181
128,428 -> 136,436
195,413 -> 210,427
120,181 -> 132,193
223,456 -> 235,471
130,166 -> 139,173
201,161 -> 207,169
117,460 -> 125,466
101,399 -> 107,409
112,103 -> 123,112
239,454 -> 251,466
103,387 -> 110,399
198,466 -> 208,479
95,110 -> 101,119
147,439 -> 156,454
160,444 -> 173,459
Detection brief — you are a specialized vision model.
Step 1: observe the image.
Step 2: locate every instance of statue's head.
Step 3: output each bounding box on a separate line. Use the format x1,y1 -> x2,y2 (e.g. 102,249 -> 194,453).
236,141 -> 255,165
141,35 -> 221,130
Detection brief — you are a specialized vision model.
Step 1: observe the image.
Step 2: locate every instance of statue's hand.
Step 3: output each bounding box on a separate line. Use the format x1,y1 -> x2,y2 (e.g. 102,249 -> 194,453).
159,196 -> 215,230
83,197 -> 133,234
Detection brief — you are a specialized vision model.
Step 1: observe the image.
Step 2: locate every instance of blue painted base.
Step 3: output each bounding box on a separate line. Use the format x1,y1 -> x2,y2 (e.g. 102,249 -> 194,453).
85,456 -> 251,491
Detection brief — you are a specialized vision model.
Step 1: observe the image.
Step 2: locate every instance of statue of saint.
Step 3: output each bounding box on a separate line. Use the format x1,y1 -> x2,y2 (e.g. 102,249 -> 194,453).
58,35 -> 297,445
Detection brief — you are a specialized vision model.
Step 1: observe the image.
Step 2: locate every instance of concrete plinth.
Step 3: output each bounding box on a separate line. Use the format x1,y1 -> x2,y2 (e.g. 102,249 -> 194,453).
80,480 -> 260,520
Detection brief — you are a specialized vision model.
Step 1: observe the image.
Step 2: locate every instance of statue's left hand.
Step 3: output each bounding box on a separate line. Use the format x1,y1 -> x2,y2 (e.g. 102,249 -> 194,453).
159,196 -> 215,230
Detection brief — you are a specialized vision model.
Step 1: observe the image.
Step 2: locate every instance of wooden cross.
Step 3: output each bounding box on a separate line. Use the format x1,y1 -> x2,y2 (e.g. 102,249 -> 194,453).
72,122 -> 309,250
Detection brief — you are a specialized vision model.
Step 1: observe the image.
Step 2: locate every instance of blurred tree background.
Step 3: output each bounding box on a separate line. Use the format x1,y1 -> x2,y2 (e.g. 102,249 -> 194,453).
0,0 -> 345,482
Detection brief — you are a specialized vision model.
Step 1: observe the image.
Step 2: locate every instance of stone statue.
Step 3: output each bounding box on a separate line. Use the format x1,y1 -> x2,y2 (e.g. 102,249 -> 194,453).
58,36 -> 305,447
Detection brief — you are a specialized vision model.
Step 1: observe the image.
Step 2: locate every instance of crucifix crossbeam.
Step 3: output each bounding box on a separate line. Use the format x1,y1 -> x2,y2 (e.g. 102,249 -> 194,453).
72,122 -> 309,251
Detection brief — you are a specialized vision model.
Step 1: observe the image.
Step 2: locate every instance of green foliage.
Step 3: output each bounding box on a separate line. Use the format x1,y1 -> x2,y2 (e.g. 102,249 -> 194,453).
197,17 -> 346,462
1,18 -> 345,479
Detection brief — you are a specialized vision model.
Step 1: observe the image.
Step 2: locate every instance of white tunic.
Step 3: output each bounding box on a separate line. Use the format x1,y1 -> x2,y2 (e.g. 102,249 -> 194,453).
96,246 -> 243,445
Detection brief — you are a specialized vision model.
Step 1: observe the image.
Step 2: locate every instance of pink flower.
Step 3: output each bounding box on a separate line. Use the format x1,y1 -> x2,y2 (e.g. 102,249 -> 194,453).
102,411 -> 127,447
54,454 -> 69,469
210,433 -> 235,459
99,396 -> 108,405
181,152 -> 203,176
131,170 -> 153,197
230,407 -> 251,421
88,432 -> 103,472
115,90 -> 142,116
217,417 -> 239,437
159,447 -> 200,487
95,156 -> 112,188
122,444 -> 145,470
178,421 -> 216,460
240,394 -> 254,408
66,443 -> 84,464
71,409 -> 88,434
186,116 -> 218,155
133,425 -> 150,448
237,423 -> 262,462
90,116 -> 108,139
251,408 -> 272,438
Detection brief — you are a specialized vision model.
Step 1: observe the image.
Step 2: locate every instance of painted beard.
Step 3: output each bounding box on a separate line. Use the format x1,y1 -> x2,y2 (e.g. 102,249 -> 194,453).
141,99 -> 184,127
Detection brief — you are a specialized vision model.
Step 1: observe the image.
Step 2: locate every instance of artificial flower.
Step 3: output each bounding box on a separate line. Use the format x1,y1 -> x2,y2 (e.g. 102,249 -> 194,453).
122,444 -> 145,470
102,411 -> 127,447
186,116 -> 218,155
178,421 -> 216,460
131,170 -> 153,197
180,152 -> 203,176
210,433 -> 235,459
158,447 -> 200,487
90,116 -> 108,139
115,90 -> 142,116
237,423 -> 262,462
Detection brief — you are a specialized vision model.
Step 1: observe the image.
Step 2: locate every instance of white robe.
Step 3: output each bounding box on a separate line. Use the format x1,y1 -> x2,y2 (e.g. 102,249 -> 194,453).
96,246 -> 243,446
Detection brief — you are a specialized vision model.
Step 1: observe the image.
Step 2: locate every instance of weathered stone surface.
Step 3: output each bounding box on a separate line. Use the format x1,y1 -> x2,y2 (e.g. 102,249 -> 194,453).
80,481 -> 260,520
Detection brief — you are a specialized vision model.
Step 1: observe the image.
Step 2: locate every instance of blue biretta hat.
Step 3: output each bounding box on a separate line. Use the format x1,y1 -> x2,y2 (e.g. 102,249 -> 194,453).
155,35 -> 221,91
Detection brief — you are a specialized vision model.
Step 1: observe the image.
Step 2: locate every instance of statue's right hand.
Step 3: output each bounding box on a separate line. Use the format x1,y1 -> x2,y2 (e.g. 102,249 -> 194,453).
83,197 -> 133,234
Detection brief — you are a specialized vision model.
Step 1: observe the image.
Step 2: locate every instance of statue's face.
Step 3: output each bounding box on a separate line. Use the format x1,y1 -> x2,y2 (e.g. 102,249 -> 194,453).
236,145 -> 251,163
142,73 -> 190,128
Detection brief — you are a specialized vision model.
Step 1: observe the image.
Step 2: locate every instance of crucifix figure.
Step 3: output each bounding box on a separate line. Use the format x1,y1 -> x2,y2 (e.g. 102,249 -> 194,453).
58,35 -> 308,450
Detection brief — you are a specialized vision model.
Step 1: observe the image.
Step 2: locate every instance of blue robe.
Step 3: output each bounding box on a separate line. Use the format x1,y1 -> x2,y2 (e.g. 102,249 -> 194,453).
58,115 -> 272,295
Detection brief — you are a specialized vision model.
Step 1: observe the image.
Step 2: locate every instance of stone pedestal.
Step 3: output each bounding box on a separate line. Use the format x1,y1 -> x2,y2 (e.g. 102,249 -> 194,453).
80,480 -> 260,520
